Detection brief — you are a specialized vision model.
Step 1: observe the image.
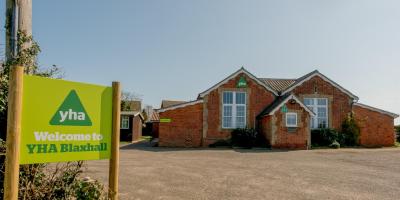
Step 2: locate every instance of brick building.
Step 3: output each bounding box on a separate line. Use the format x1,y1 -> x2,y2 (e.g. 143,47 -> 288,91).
158,68 -> 399,149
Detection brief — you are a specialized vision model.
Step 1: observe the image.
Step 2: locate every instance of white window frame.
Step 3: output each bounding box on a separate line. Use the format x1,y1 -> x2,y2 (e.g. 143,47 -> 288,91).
222,91 -> 247,129
304,98 -> 328,129
286,112 -> 298,127
121,115 -> 130,129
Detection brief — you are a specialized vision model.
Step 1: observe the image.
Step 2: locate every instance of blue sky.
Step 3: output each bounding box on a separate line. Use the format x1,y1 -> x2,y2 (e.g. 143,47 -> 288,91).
1,0 -> 399,124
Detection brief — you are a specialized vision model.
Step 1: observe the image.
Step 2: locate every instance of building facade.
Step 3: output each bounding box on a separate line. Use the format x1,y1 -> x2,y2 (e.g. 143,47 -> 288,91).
120,111 -> 144,142
158,68 -> 399,149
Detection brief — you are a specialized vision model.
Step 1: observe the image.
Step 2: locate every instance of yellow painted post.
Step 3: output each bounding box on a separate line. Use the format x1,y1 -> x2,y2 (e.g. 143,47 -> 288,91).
3,66 -> 24,200
109,82 -> 121,200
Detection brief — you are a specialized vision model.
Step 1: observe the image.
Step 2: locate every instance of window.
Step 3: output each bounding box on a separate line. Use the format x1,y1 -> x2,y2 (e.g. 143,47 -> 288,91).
222,91 -> 246,128
121,115 -> 130,129
286,113 -> 298,127
304,98 -> 328,129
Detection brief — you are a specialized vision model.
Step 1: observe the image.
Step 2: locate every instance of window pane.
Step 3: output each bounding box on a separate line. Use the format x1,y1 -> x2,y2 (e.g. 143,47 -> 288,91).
317,98 -> 327,105
304,98 -> 314,106
236,117 -> 245,128
121,116 -> 129,129
317,107 -> 327,118
236,105 -> 246,128
223,117 -> 232,128
223,106 -> 232,128
223,105 -> 232,117
317,118 -> 327,128
286,113 -> 297,126
223,92 -> 233,104
222,92 -> 247,129
310,117 -> 316,128
236,106 -> 245,117
236,92 -> 246,104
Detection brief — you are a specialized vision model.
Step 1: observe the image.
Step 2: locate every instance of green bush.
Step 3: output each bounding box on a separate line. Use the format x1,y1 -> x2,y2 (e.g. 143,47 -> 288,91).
231,128 -> 258,148
74,178 -> 106,200
329,141 -> 340,149
311,128 -> 339,147
341,114 -> 360,146
396,126 -> 400,143
311,115 -> 360,148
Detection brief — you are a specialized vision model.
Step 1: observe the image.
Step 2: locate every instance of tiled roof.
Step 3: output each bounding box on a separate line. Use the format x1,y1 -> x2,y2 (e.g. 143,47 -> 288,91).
257,94 -> 315,118
158,99 -> 204,113
149,111 -> 160,122
259,78 -> 296,93
161,100 -> 187,109
257,94 -> 291,118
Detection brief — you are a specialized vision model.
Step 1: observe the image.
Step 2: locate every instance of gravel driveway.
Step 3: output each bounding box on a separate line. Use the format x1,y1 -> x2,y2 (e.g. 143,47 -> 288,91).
84,143 -> 400,200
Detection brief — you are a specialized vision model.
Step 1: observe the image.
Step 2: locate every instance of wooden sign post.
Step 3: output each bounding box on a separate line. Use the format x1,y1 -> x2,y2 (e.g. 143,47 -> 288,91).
4,66 -> 24,200
109,82 -> 121,200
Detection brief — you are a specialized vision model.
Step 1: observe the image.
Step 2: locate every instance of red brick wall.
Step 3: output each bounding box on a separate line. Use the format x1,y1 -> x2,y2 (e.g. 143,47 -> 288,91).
159,103 -> 203,147
292,76 -> 353,130
271,102 -> 310,149
152,122 -> 159,138
353,105 -> 395,147
132,116 -> 142,141
204,73 -> 276,144
258,115 -> 272,144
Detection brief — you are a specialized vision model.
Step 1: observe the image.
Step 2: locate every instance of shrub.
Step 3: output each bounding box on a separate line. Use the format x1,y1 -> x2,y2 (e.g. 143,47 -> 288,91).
311,128 -> 339,147
341,114 -> 360,146
329,141 -> 340,149
231,128 -> 258,148
74,178 -> 106,200
16,162 -> 107,200
396,126 -> 400,143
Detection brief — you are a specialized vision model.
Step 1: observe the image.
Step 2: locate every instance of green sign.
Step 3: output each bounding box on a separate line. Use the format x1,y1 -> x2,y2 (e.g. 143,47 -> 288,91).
237,77 -> 247,88
20,75 -> 113,164
281,105 -> 288,113
160,118 -> 172,123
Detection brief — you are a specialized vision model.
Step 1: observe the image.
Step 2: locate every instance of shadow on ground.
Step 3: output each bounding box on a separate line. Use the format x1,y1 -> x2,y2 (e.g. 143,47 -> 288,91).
120,140 -> 290,153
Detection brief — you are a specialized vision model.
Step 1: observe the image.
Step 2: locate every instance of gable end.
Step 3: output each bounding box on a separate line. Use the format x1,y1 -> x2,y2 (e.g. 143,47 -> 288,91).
282,70 -> 359,100
198,67 -> 278,98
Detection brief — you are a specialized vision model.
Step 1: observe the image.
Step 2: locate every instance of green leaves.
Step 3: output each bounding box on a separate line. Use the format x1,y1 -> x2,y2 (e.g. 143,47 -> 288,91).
0,30 -> 62,138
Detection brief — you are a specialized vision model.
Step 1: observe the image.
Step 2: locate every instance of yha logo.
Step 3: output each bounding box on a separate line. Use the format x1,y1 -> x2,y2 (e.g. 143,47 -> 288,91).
59,109 -> 86,122
50,90 -> 92,126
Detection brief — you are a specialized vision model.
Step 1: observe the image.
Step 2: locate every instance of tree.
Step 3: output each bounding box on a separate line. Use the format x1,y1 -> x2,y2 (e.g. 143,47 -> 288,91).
341,114 -> 360,146
1,0 -> 63,139
141,108 -> 148,122
120,91 -> 142,111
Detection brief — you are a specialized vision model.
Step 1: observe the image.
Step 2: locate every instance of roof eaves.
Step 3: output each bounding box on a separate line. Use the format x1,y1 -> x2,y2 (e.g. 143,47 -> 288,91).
158,99 -> 204,113
281,70 -> 359,100
354,103 -> 399,118
257,94 -> 315,118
